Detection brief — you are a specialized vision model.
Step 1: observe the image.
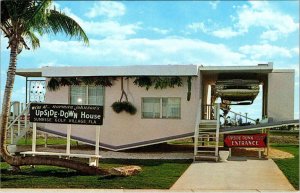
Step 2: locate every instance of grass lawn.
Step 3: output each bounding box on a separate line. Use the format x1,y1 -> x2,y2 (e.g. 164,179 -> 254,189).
16,137 -> 78,146
0,159 -> 191,189
272,144 -> 299,190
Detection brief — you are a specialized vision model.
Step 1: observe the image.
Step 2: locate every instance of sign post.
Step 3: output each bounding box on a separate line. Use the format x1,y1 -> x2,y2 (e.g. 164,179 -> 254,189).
66,125 -> 71,155
32,123 -> 37,153
29,103 -> 103,164
95,126 -> 100,156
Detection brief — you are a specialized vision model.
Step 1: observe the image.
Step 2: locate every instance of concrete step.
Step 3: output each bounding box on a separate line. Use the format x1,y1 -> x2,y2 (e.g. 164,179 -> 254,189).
194,155 -> 218,162
199,145 -> 218,148
197,150 -> 215,153
198,136 -> 216,139
199,131 -> 217,134
200,120 -> 217,124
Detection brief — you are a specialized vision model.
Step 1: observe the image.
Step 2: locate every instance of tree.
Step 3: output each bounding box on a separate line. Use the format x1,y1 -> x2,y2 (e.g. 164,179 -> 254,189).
0,0 -> 106,175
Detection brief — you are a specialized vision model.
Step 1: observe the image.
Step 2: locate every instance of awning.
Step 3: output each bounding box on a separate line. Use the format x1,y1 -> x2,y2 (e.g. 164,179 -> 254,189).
16,65 -> 198,77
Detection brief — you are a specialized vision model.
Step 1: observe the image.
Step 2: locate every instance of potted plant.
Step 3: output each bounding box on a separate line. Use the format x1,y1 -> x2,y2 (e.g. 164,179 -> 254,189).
112,101 -> 137,115
111,77 -> 137,115
219,150 -> 230,161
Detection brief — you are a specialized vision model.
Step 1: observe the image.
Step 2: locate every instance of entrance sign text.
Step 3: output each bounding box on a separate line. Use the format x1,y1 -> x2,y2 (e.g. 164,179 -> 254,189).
30,103 -> 103,125
224,134 -> 267,148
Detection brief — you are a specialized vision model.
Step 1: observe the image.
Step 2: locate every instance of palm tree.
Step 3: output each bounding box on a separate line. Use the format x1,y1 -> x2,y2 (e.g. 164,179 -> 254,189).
0,0 -> 106,175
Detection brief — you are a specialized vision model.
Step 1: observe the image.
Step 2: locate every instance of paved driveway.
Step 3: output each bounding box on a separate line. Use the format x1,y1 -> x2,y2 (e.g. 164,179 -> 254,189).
171,158 -> 295,192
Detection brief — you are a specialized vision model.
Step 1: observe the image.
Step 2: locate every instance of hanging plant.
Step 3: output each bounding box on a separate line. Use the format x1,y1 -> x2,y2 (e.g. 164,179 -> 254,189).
68,77 -> 80,86
59,77 -> 72,87
154,77 -> 182,89
47,78 -> 60,91
133,77 -> 152,90
111,77 -> 137,115
112,101 -> 137,115
133,76 -> 182,90
47,76 -> 115,91
95,77 -> 114,87
153,77 -> 168,89
81,77 -> 96,85
168,77 -> 182,88
187,76 -> 192,101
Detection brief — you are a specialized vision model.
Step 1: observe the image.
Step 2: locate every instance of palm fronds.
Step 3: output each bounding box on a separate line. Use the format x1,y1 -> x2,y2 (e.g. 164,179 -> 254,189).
1,0 -> 89,50
45,9 -> 89,45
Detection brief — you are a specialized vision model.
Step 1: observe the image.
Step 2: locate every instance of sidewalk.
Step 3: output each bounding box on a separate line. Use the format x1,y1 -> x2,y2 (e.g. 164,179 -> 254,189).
170,157 -> 295,192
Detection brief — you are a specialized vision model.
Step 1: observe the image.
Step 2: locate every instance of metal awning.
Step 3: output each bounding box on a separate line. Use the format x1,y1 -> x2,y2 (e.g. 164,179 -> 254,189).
15,68 -> 42,77
16,65 -> 198,77
199,63 -> 274,74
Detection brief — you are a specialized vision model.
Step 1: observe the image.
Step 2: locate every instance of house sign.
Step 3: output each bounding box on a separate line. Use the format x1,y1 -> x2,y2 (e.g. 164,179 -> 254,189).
224,134 -> 267,148
30,103 -> 103,125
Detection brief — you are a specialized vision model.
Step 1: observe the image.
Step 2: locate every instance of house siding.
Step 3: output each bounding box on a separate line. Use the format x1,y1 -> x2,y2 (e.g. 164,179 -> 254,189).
42,76 -> 200,149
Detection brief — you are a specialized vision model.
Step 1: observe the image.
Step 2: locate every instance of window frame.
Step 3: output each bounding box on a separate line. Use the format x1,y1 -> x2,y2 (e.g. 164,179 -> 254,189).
141,97 -> 181,119
69,85 -> 105,106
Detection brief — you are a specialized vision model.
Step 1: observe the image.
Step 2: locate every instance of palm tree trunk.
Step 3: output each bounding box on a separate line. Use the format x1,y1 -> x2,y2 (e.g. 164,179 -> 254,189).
1,44 -> 18,161
0,44 -> 107,175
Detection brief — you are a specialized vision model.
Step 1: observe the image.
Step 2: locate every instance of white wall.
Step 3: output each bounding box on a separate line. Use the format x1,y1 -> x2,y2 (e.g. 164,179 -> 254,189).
267,71 -> 294,121
42,76 -> 200,149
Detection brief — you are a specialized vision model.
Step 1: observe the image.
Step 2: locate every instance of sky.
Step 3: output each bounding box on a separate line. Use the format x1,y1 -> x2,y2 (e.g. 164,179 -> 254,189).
0,0 -> 299,120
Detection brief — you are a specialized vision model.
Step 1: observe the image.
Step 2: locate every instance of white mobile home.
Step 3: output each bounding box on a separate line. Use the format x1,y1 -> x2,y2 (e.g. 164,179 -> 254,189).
15,63 -> 295,152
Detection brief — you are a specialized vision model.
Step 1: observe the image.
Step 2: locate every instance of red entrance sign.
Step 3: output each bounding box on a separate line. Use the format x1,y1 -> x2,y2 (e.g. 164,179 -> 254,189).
224,134 -> 267,148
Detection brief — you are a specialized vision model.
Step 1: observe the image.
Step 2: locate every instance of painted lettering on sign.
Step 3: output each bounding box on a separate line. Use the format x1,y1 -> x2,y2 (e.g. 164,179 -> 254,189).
30,103 -> 103,125
224,134 -> 267,148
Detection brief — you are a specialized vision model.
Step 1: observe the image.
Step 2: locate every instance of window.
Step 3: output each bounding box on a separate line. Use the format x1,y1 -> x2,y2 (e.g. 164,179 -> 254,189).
70,85 -> 104,105
142,98 -> 160,118
142,97 -> 181,119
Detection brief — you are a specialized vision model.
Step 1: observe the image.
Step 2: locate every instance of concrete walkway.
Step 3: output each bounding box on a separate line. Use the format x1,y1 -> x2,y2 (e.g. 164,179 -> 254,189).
171,157 -> 295,192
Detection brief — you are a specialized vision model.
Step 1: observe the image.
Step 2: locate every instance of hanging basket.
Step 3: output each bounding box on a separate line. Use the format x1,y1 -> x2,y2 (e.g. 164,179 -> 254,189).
112,101 -> 137,115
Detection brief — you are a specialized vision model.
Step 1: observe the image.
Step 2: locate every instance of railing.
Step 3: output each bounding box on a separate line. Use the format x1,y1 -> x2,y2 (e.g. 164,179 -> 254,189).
215,103 -> 220,156
202,104 -> 217,120
221,107 -> 257,126
8,102 -> 31,144
194,99 -> 202,158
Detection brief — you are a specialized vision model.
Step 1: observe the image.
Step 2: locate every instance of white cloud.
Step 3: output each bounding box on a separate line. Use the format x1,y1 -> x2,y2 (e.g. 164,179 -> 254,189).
62,8 -> 140,39
239,44 -> 294,60
85,1 -> 126,18
209,1 -> 220,10
212,1 -> 299,40
187,22 -> 208,33
84,21 -> 140,38
212,27 -> 241,38
260,30 -> 280,42
32,36 -> 264,67
236,2 -> 298,37
150,27 -> 170,35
